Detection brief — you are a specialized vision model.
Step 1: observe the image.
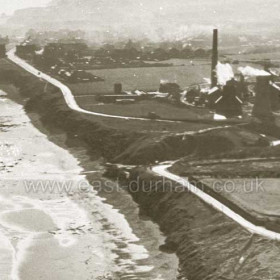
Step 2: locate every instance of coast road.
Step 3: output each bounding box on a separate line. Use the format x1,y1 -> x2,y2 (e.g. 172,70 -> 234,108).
152,164 -> 280,241
7,48 -> 179,123
0,87 -> 171,279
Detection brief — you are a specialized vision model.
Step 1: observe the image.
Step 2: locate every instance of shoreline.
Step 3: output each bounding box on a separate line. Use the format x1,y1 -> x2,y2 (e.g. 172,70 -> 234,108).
107,166 -> 280,279
0,70 -> 180,279
25,107 -> 180,280
3,54 -> 280,278
0,93 -> 115,280
189,176 -> 280,234
152,165 -> 280,238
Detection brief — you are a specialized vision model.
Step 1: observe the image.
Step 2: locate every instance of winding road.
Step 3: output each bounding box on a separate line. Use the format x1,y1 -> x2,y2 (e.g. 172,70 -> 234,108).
7,48 -> 280,242
153,164 -> 280,241
7,48 -> 179,123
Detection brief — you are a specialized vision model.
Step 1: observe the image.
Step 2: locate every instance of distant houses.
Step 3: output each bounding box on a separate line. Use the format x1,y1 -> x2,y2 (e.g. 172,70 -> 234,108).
16,44 -> 37,58
15,41 -> 104,84
43,42 -> 88,60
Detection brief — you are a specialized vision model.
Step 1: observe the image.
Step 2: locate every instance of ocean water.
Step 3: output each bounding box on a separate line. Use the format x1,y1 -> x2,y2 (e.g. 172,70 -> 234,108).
0,93 -> 178,280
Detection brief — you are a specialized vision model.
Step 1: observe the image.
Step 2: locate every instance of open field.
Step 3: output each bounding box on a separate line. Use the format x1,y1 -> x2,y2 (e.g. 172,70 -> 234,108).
0,58 -> 218,134
69,59 -> 262,97
173,158 -> 280,178
68,61 -> 215,121
0,58 -> 29,75
68,58 -> 263,120
0,58 -> 20,71
82,112 -> 217,134
69,61 -> 212,96
201,178 -> 280,217
81,99 -> 213,120
169,123 -> 280,177
226,51 -> 280,64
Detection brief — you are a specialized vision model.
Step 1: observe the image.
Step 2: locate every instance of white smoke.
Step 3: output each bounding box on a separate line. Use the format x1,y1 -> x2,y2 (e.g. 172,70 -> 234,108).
238,66 -> 271,77
160,79 -> 170,84
216,62 -> 234,86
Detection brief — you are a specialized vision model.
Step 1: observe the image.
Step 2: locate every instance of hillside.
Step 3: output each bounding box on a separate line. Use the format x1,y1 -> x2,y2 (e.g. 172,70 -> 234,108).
5,0 -> 280,40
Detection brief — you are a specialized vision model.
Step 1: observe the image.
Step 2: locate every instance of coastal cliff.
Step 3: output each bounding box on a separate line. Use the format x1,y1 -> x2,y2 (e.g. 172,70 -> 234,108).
3,64 -> 280,279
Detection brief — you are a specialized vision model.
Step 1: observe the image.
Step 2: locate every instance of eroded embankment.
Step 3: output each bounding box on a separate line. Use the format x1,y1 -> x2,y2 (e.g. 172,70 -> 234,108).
105,167 -> 280,280
4,66 -> 280,166
189,176 -> 280,233
4,66 -> 280,279
2,68 -> 234,165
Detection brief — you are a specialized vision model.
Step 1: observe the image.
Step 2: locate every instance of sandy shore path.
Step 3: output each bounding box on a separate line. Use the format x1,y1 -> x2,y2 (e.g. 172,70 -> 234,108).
0,89 -> 174,280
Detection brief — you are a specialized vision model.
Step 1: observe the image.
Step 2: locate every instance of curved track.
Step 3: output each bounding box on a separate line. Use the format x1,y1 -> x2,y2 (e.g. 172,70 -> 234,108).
7,48 -> 179,123
153,164 -> 280,241
9,48 -> 279,241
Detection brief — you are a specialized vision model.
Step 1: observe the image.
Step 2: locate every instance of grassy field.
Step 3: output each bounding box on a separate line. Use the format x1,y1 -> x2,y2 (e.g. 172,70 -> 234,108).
226,51 -> 280,63
69,58 -> 261,121
81,99 -> 213,120
201,178 -> 280,216
0,59 -> 21,78
0,58 -> 218,134
68,61 -> 214,121
69,60 -> 212,96
69,58 -> 263,97
0,58 -> 19,71
82,112 -> 217,134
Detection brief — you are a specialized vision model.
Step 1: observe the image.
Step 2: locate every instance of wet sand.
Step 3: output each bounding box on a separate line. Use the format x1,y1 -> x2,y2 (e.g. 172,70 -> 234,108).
0,88 -> 178,279
0,92 -> 115,279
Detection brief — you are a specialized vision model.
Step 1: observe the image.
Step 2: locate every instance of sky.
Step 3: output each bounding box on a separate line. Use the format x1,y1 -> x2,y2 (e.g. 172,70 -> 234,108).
0,0 -> 50,15
1,0 -> 280,38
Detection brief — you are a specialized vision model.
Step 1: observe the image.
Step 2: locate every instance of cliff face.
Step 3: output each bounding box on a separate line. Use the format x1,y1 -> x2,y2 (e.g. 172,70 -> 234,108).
103,167 -> 280,280
4,60 -> 280,280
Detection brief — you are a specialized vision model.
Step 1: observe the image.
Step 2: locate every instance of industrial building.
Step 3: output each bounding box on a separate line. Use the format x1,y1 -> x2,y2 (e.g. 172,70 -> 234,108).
184,29 -> 280,120
95,83 -> 158,103
252,76 -> 274,120
251,75 -> 280,121
215,79 -> 243,118
0,44 -> 6,58
43,43 -> 88,58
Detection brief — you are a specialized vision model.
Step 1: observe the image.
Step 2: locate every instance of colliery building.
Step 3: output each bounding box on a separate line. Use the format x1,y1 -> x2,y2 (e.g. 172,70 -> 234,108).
44,43 -> 88,58
0,44 -> 6,58
252,75 -> 280,121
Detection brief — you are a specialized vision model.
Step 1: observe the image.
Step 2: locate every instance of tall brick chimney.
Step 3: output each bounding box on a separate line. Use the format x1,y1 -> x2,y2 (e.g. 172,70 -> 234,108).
252,76 -> 274,120
211,29 -> 218,88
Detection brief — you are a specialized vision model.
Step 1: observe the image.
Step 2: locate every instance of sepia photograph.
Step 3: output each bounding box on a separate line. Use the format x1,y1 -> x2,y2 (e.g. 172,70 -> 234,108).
0,0 -> 280,279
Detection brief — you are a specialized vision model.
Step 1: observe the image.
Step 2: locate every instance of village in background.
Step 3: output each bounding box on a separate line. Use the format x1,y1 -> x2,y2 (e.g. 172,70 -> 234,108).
1,27 -> 280,122
2,1 -> 280,279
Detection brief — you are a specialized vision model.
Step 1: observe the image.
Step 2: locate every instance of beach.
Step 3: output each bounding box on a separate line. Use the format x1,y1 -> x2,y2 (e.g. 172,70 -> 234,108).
0,88 -> 178,280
